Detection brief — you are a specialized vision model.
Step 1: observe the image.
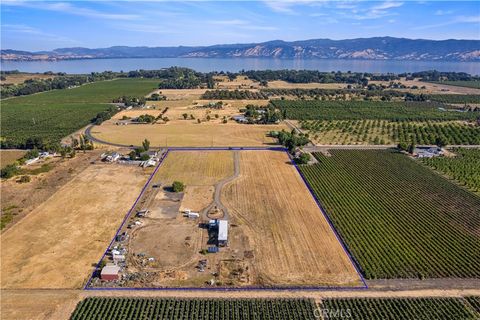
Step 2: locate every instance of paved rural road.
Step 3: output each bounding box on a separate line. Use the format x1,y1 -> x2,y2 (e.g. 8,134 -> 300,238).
85,124 -> 140,148
201,150 -> 240,221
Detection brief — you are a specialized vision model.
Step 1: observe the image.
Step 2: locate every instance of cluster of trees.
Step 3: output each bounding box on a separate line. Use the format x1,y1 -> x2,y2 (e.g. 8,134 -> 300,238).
134,114 -> 156,123
405,71 -> 480,82
242,105 -> 282,124
92,106 -> 118,125
146,93 -> 167,101
128,139 -> 151,161
271,129 -> 310,153
112,96 -> 146,107
242,70 -> 369,85
172,181 -> 185,192
201,89 -> 269,100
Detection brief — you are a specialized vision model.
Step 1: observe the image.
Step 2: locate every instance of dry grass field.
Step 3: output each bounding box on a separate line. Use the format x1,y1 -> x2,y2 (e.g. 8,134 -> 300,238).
1,290 -> 82,320
0,149 -> 26,168
180,185 -> 215,212
369,79 -> 480,94
0,163 -> 149,289
267,80 -> 348,89
221,151 -> 362,287
156,151 -> 233,186
215,76 -> 259,89
92,122 -> 287,147
0,73 -> 54,85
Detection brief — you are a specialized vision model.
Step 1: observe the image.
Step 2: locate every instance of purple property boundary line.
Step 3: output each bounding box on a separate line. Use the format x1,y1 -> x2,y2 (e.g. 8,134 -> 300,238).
83,149 -> 170,289
84,147 -> 367,291
288,153 -> 368,290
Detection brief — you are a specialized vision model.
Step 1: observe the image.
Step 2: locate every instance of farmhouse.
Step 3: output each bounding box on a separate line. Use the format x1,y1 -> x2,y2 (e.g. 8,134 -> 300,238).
414,147 -> 444,158
100,264 -> 120,281
101,151 -> 121,162
233,115 -> 248,123
140,150 -> 159,159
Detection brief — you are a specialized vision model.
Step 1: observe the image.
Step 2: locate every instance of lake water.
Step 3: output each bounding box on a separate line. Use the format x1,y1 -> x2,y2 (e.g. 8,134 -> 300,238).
2,58 -> 479,74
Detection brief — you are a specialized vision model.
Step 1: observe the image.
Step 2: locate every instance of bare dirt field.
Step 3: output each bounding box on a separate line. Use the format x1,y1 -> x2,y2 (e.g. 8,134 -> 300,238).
130,222 -> 199,269
0,149 -> 26,168
0,163 -> 149,289
222,150 -> 362,287
92,122 -> 287,147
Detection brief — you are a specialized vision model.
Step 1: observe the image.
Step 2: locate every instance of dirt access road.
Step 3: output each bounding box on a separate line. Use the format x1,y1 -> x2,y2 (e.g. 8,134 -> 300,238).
2,285 -> 480,320
201,150 -> 240,220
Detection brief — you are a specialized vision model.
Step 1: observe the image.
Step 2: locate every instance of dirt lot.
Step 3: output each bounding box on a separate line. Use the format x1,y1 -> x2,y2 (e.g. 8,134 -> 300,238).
113,150 -> 242,287
92,122 -> 286,147
221,150 -> 362,287
0,163 -> 149,289
0,149 -> 26,168
130,222 -> 199,269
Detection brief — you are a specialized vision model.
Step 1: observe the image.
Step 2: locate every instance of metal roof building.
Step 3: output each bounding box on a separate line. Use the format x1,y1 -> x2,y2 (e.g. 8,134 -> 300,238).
218,220 -> 228,246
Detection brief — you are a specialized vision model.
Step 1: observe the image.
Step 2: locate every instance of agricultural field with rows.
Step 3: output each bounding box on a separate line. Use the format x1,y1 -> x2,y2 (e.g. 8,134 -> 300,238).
70,297 -> 318,320
1,78 -> 159,147
429,94 -> 480,104
299,150 -> 480,279
421,148 -> 480,194
320,297 -> 480,320
300,119 -> 480,145
431,80 -> 480,89
272,100 -> 480,121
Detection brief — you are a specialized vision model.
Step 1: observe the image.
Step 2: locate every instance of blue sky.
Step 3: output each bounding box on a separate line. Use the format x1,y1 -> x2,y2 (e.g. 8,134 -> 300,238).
1,1 -> 479,51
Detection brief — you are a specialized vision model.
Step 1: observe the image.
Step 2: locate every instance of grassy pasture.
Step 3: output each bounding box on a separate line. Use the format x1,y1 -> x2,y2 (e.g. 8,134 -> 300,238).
1,78 -> 159,147
300,150 -> 480,279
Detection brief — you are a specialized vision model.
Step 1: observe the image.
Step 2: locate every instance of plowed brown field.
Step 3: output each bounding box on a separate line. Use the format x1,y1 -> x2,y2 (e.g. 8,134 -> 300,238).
222,150 -> 362,287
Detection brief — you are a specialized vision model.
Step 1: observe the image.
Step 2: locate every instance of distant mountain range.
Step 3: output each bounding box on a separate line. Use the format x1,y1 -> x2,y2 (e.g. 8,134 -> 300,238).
2,37 -> 479,62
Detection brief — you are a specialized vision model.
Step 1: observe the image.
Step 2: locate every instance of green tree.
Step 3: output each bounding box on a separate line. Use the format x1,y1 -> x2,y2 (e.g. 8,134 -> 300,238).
142,139 -> 150,151
1,164 -> 20,179
435,136 -> 448,148
295,153 -> 311,165
172,181 -> 185,192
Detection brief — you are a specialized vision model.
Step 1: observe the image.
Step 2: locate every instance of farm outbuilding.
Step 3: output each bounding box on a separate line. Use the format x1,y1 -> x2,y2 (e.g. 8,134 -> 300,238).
100,264 -> 120,281
218,220 -> 228,246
